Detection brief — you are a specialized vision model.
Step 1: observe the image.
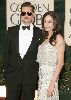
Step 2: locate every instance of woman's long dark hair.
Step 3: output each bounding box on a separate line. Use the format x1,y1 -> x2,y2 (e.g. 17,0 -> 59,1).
42,11 -> 62,45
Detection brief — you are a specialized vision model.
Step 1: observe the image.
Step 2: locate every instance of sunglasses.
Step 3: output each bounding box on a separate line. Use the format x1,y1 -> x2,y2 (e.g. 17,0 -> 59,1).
21,12 -> 32,16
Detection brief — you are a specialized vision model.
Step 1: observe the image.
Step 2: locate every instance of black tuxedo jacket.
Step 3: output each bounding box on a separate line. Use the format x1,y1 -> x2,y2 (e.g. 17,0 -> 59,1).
4,25 -> 43,86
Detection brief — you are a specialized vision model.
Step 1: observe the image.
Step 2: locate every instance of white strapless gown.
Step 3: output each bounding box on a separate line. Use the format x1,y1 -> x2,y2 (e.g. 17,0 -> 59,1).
37,42 -> 59,100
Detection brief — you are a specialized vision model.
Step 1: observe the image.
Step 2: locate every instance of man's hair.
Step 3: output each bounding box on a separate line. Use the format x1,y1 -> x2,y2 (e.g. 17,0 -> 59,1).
21,2 -> 35,12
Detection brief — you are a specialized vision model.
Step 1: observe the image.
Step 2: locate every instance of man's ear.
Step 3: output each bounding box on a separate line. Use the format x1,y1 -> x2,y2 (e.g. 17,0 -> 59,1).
33,12 -> 35,17
32,13 -> 35,23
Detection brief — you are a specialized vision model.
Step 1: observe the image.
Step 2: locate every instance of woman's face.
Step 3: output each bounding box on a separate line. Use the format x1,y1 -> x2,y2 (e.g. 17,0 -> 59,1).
44,15 -> 54,33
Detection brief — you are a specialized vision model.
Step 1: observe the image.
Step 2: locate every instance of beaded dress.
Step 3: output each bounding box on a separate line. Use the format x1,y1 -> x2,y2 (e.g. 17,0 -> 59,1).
37,42 -> 59,100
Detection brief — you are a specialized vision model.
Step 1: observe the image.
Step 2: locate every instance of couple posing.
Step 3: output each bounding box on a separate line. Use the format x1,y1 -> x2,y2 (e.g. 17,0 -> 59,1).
4,2 -> 65,100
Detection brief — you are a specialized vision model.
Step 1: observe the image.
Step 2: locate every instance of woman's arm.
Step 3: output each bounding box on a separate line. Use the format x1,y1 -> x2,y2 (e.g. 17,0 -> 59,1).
47,34 -> 65,96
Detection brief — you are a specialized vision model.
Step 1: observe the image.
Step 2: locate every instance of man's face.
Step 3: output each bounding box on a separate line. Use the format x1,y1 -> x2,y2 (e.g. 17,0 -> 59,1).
21,7 -> 34,25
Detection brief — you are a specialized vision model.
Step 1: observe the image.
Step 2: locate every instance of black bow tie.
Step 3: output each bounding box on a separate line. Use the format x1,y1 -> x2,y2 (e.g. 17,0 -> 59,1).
22,25 -> 30,30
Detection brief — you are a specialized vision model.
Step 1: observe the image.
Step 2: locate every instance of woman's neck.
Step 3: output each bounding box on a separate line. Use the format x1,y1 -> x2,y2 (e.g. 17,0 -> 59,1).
47,32 -> 53,39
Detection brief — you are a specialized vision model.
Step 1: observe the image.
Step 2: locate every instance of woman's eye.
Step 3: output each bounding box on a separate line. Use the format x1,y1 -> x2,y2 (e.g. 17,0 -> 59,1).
48,21 -> 52,23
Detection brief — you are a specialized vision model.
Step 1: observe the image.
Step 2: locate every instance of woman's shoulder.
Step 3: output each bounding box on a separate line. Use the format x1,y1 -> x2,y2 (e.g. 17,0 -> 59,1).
56,34 -> 63,40
56,34 -> 65,46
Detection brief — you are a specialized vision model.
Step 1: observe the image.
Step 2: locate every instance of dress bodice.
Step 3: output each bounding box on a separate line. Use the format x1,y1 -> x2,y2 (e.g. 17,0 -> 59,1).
37,42 -> 57,71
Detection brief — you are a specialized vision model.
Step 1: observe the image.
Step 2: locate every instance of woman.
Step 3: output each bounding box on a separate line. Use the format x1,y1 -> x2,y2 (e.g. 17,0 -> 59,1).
37,11 -> 65,100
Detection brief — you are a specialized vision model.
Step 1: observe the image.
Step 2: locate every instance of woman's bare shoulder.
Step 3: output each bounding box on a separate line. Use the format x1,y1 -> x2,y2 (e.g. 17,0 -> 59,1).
56,34 -> 65,46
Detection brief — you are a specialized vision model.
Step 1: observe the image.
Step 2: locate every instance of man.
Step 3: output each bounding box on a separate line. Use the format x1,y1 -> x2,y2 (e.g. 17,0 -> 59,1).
4,2 -> 42,100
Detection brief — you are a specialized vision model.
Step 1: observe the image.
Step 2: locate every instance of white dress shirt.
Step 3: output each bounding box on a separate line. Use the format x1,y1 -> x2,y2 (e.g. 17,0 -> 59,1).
19,23 -> 33,59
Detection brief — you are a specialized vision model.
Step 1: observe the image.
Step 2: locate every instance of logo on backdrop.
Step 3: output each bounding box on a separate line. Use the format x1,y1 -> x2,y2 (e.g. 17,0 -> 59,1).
6,0 -> 54,29
10,3 -> 49,26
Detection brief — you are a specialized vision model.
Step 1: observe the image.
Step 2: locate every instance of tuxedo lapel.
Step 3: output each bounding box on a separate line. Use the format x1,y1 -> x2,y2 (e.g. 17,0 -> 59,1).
23,26 -> 38,58
13,26 -> 20,53
28,26 -> 38,48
